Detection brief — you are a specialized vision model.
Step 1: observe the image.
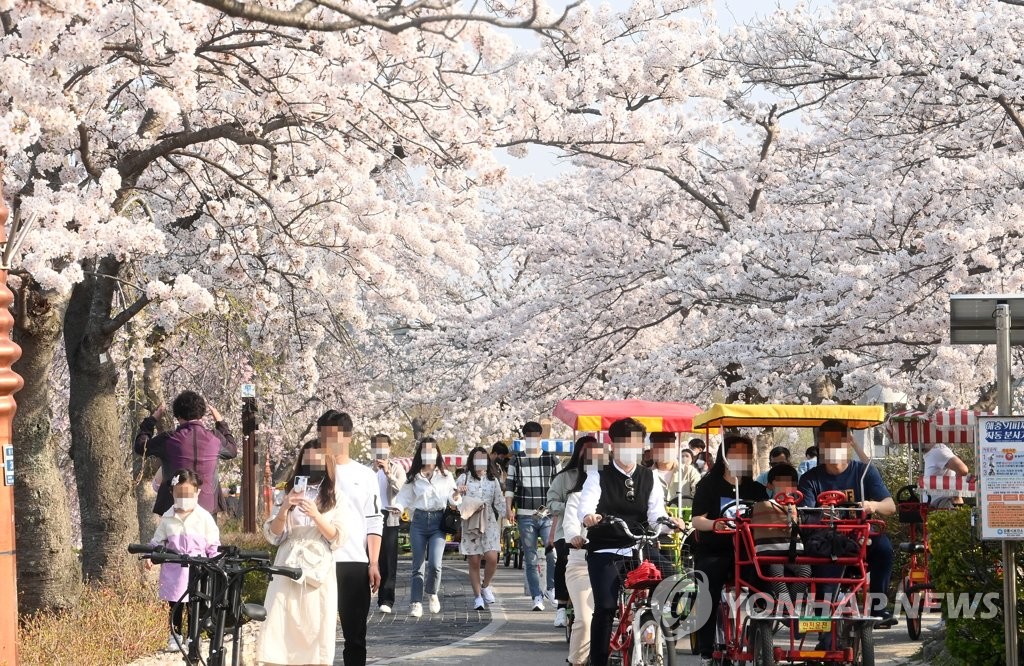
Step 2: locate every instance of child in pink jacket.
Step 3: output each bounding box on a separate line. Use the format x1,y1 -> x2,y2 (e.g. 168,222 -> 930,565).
147,469 -> 221,652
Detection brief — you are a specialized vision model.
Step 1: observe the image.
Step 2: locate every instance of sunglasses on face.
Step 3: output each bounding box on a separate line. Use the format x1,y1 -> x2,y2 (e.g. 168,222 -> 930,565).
624,476 -> 635,502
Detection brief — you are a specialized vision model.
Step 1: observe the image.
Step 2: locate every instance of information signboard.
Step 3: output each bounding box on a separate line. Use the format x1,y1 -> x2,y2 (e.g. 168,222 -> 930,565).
978,416 -> 1024,540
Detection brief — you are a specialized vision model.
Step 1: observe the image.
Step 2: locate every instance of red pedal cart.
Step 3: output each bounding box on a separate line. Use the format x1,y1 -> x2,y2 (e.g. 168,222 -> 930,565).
694,403 -> 889,666
885,408 -> 983,640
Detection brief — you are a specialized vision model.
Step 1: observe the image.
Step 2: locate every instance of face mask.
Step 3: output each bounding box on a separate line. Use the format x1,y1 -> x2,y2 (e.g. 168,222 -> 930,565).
617,448 -> 642,465
726,457 -> 751,476
174,497 -> 198,512
473,459 -> 488,469
655,449 -> 677,463
823,447 -> 849,464
525,437 -> 541,452
695,459 -> 706,470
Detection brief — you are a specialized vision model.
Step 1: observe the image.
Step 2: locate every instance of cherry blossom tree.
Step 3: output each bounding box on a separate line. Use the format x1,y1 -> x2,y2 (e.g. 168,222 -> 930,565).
1,0 -> 550,593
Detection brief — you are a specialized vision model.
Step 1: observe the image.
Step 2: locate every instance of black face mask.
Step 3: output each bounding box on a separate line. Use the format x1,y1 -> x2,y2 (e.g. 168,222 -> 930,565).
496,458 -> 510,471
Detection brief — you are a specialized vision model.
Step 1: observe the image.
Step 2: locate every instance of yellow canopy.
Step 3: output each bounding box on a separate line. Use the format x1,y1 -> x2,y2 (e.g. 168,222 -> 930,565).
693,404 -> 886,430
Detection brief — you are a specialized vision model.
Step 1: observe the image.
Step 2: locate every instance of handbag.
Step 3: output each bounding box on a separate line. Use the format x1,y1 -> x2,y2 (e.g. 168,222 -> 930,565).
282,535 -> 333,588
441,505 -> 462,535
803,524 -> 860,561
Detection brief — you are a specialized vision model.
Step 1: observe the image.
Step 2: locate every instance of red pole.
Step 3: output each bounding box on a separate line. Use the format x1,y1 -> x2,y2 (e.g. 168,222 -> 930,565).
0,169 -> 25,665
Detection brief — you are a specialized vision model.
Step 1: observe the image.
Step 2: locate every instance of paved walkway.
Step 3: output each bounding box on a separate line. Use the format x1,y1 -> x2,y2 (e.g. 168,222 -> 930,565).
131,552 -> 938,665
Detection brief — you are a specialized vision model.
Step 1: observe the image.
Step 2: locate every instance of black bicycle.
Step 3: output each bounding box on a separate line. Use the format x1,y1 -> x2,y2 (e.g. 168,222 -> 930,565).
128,543 -> 301,666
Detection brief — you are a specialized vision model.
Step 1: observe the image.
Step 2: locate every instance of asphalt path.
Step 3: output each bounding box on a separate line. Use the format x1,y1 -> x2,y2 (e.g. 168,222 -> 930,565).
360,555 -> 938,665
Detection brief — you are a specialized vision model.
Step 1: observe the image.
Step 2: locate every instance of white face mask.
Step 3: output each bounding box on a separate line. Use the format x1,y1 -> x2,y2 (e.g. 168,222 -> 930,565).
822,447 -> 849,464
525,437 -> 541,452
726,457 -> 751,476
695,459 -> 706,470
473,459 -> 488,469
616,448 -> 642,465
174,497 -> 198,512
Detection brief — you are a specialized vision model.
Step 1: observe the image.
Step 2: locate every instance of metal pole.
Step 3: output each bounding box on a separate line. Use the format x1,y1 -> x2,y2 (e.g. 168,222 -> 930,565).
241,396 -> 258,533
0,180 -> 24,665
996,303 -> 1018,666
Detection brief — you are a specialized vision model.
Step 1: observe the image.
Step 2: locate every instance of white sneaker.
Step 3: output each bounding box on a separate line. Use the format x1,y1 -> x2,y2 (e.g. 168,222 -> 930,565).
166,632 -> 184,652
379,604 -> 392,614
473,595 -> 485,610
410,602 -> 423,617
428,594 -> 441,614
699,659 -> 714,666
481,586 -> 496,604
554,607 -> 567,627
547,588 -> 557,604
532,595 -> 545,611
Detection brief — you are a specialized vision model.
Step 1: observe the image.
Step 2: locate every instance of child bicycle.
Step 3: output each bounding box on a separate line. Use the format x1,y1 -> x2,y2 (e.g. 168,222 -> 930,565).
129,543 -> 301,666
600,514 -> 683,666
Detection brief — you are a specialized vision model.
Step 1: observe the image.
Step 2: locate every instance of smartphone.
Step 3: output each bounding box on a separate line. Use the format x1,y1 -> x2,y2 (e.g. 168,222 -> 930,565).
293,476 -> 308,494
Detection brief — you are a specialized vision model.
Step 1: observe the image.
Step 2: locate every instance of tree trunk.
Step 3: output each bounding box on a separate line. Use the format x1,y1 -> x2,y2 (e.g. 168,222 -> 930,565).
64,261 -> 138,584
128,354 -> 165,544
11,285 -> 82,613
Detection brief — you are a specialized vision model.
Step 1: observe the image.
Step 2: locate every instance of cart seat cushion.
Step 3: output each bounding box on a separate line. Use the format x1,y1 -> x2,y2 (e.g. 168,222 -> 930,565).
898,542 -> 925,554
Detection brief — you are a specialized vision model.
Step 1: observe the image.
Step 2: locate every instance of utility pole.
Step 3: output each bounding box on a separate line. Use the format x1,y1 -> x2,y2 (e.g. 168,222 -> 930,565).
0,171 -> 26,665
995,304 -> 1019,666
241,385 -> 258,533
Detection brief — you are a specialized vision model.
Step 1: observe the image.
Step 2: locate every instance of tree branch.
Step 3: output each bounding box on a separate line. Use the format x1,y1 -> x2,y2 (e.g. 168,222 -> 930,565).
78,124 -> 102,179
102,293 -> 151,336
118,117 -> 298,183
187,0 -> 578,34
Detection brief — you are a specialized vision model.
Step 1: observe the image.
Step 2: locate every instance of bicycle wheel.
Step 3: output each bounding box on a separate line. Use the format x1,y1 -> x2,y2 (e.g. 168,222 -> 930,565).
634,610 -> 677,666
904,580 -> 922,641
741,619 -> 775,666
852,621 -> 875,666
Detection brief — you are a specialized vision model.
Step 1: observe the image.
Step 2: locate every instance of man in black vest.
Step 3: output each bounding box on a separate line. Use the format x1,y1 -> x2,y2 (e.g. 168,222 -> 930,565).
580,418 -> 687,666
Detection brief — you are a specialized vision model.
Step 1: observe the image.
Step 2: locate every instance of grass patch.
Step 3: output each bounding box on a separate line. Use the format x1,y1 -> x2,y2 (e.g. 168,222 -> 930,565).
19,582 -> 167,666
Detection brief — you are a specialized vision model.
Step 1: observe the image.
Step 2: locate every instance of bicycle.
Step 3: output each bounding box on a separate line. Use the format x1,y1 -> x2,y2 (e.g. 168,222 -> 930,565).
895,485 -> 959,640
129,543 -> 301,666
502,522 -> 523,569
601,515 -> 682,666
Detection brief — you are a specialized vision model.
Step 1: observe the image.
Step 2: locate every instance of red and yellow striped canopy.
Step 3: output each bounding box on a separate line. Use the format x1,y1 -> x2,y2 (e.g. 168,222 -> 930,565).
552,399 -> 704,433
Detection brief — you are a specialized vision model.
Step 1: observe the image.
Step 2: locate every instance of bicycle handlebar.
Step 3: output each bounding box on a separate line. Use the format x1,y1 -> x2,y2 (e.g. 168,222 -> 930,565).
599,515 -> 680,542
127,543 -> 164,555
265,564 -> 303,580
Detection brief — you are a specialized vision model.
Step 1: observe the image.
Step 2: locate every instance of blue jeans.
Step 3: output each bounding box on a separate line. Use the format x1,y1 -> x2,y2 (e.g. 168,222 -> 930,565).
410,510 -> 446,603
518,513 -> 555,598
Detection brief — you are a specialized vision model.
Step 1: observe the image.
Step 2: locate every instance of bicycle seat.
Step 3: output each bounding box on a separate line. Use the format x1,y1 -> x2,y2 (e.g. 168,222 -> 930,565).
242,602 -> 267,622
898,542 -> 926,554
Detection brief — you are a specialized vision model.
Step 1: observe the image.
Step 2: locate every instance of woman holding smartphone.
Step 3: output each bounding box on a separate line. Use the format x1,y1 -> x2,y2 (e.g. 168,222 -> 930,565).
257,440 -> 351,665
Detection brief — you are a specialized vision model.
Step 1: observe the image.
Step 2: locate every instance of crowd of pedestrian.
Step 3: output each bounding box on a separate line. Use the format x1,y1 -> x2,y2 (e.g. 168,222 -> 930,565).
135,397 -> 973,666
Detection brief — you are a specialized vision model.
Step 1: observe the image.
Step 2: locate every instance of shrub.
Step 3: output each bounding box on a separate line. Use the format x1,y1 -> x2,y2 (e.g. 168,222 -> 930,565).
19,582 -> 167,666
928,508 -> 1024,666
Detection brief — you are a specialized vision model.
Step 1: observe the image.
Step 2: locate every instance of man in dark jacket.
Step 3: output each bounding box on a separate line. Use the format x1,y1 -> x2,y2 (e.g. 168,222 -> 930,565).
134,390 -> 238,516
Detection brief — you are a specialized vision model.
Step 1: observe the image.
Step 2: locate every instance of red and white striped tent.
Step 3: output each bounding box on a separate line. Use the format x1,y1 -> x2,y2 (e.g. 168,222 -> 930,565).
884,408 -> 991,446
885,408 -> 988,497
391,454 -> 467,472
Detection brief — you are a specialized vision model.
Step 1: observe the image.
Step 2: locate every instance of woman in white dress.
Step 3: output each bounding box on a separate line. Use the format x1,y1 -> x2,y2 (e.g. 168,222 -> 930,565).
456,446 -> 507,609
257,440 -> 349,666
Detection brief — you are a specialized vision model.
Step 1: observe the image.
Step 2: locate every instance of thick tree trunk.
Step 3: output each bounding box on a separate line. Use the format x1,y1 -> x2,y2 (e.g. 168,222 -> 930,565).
11,286 -> 82,613
64,263 -> 138,584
